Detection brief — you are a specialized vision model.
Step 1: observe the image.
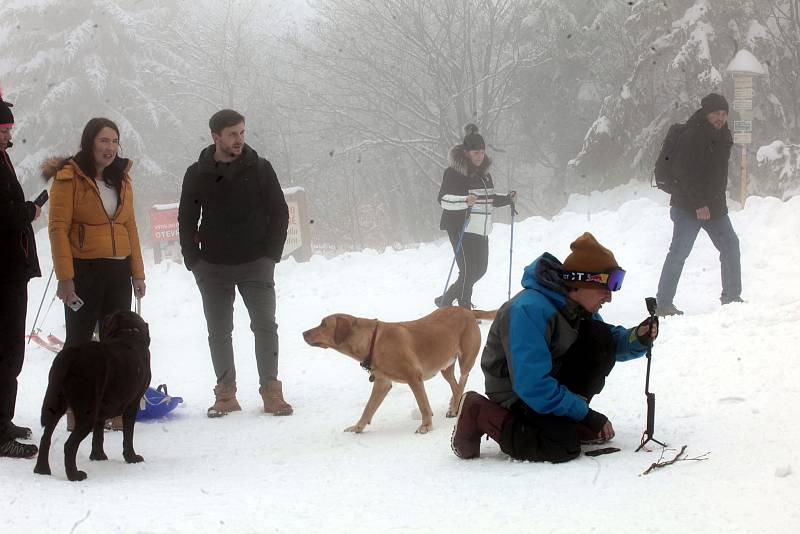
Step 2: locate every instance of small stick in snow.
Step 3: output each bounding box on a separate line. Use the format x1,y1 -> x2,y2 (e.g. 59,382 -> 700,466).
640,445 -> 710,475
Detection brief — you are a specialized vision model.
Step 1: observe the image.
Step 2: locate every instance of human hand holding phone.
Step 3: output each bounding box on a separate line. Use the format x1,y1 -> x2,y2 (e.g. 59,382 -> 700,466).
29,190 -> 48,221
33,189 -> 49,207
56,279 -> 81,311
67,296 -> 84,312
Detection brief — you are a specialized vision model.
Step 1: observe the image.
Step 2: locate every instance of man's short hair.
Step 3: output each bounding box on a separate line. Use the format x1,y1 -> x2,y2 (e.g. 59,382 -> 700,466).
209,109 -> 245,134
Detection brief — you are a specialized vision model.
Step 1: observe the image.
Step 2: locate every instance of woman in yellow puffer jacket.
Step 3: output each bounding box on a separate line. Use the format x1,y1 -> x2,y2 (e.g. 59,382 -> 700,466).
43,117 -> 146,347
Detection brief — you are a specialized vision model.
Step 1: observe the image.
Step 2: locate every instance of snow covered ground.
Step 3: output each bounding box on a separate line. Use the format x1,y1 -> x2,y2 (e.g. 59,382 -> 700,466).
3,182 -> 799,533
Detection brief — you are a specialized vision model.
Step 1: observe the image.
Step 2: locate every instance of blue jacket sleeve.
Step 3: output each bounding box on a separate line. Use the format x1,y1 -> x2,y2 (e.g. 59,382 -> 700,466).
595,313 -> 648,362
508,301 -> 590,421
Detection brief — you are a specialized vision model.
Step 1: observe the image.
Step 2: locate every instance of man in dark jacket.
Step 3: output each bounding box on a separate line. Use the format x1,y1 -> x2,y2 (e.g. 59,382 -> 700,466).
451,233 -> 658,462
0,92 -> 41,459
656,93 -> 741,316
179,109 -> 292,418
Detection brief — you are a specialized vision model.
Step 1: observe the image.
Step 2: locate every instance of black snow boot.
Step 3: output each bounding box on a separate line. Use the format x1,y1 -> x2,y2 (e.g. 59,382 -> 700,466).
0,438 -> 38,459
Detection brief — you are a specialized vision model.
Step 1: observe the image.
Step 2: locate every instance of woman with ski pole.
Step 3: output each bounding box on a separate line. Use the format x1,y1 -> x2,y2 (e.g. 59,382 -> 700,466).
435,124 -> 516,309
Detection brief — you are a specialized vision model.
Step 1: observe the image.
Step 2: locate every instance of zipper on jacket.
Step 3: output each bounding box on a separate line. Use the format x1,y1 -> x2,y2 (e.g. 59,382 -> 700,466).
87,176 -> 119,256
78,224 -> 85,250
480,175 -> 491,235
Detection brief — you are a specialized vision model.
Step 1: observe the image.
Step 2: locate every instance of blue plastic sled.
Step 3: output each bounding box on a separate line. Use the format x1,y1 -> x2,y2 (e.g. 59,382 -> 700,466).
137,384 -> 183,420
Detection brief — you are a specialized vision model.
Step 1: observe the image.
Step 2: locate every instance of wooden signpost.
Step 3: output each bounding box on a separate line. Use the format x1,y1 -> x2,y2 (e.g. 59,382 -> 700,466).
726,50 -> 766,207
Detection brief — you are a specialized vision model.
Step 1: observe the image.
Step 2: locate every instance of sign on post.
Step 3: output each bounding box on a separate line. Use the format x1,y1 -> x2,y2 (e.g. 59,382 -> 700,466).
149,188 -> 312,265
150,204 -> 180,242
282,187 -> 312,262
727,49 -> 766,207
149,204 -> 180,264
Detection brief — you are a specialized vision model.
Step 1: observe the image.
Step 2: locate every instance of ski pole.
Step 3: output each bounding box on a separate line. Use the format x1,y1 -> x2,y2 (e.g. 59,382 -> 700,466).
41,292 -> 59,329
507,200 -> 517,301
440,208 -> 472,303
28,268 -> 54,344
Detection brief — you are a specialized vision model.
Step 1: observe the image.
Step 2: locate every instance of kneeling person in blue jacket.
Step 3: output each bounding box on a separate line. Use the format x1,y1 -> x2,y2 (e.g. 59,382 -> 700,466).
451,232 -> 658,462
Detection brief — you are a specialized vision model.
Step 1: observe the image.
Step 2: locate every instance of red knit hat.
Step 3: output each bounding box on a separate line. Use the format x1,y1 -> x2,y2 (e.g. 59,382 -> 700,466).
562,232 -> 620,289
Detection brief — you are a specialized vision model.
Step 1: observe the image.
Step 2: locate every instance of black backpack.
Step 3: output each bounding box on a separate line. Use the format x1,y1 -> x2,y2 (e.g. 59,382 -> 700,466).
653,122 -> 689,194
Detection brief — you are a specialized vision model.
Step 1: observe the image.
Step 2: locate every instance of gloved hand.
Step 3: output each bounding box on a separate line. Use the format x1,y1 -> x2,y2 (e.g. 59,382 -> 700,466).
581,408 -> 608,433
636,316 -> 659,345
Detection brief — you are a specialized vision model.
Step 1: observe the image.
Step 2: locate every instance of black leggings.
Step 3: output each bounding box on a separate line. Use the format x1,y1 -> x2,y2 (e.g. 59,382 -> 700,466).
64,258 -> 132,348
498,319 -> 617,462
441,231 -> 489,308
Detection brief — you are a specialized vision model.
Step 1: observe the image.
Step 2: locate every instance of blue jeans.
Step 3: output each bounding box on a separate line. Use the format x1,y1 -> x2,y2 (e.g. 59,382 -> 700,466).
657,206 -> 741,305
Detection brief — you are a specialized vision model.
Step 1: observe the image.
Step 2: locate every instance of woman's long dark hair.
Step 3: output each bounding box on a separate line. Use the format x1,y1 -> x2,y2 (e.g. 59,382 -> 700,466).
73,117 -> 125,192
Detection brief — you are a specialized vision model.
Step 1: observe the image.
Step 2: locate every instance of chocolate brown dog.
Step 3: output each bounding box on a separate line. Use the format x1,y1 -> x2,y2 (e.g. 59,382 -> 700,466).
34,310 -> 151,481
303,306 -> 495,434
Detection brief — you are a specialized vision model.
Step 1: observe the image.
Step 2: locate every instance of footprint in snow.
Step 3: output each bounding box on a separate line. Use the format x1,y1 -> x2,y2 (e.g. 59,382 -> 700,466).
718,396 -> 746,404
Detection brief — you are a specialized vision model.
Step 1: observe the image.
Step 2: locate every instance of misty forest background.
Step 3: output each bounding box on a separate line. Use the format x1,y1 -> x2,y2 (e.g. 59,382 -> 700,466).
2,0 -> 799,254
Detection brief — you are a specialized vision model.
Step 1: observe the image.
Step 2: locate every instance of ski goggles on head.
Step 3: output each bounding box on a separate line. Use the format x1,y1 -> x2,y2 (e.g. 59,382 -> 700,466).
559,268 -> 626,291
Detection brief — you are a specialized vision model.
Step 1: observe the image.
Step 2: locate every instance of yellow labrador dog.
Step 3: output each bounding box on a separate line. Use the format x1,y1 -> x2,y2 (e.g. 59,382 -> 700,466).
303,306 -> 495,434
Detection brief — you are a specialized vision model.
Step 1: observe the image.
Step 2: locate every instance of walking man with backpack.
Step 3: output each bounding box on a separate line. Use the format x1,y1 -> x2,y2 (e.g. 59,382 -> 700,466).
179,109 -> 292,417
654,93 -> 742,316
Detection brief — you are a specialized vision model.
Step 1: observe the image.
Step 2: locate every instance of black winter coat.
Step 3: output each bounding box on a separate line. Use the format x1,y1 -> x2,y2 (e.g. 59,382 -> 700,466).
437,145 -> 512,235
671,109 -> 734,219
178,144 -> 288,268
0,148 -> 41,282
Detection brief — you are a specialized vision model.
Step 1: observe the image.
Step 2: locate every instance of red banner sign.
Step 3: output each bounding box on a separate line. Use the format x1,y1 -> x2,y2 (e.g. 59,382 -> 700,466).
150,207 -> 179,242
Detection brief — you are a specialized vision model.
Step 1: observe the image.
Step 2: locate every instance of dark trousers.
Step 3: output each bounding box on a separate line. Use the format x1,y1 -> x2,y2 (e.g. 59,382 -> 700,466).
498,319 -> 616,462
441,231 -> 489,308
657,206 -> 742,305
65,258 -> 132,348
0,281 -> 27,442
192,256 -> 279,388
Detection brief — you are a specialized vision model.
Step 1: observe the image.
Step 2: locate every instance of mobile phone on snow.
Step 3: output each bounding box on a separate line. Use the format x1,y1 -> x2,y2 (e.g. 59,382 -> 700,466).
33,189 -> 49,207
67,296 -> 84,312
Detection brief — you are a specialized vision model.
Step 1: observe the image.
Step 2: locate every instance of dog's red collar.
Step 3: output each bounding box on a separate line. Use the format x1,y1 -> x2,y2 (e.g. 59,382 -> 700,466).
360,321 -> 379,382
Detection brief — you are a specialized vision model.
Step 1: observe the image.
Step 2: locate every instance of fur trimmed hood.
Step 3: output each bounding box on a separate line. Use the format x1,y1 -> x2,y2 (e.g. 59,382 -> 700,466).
41,156 -> 71,180
448,144 -> 492,178
41,155 -> 133,181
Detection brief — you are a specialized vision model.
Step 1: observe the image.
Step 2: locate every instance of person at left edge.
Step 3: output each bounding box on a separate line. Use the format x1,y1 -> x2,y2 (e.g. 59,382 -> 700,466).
0,89 -> 41,459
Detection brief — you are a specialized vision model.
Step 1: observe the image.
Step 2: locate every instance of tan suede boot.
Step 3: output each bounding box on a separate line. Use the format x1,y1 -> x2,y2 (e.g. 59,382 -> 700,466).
259,380 -> 293,416
67,408 -> 123,431
207,383 -> 242,418
104,416 -> 124,431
